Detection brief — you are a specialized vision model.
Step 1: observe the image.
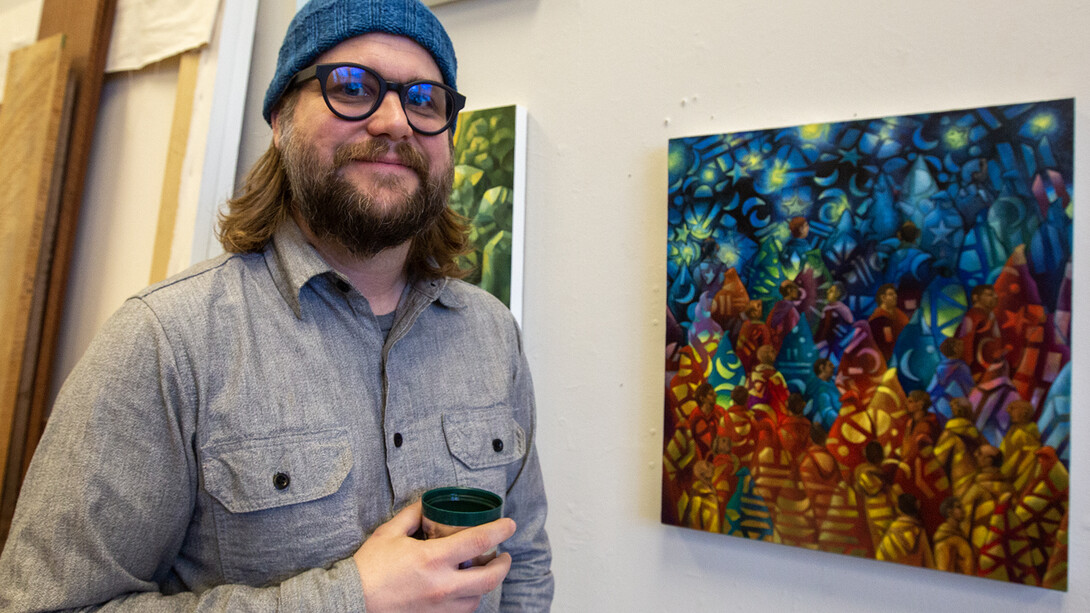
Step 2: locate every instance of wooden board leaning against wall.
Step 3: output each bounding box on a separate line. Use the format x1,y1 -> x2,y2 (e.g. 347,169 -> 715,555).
0,33 -> 73,546
0,0 -> 117,547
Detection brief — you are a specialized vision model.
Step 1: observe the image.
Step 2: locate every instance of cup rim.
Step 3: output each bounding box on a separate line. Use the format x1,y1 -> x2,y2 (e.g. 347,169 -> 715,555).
422,486 -> 503,527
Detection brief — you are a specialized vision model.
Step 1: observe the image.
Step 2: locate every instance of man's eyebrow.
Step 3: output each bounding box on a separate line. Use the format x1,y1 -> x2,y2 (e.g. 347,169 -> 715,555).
402,72 -> 444,83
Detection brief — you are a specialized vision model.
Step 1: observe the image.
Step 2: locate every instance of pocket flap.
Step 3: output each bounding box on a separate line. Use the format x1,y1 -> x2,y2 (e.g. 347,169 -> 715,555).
443,408 -> 525,470
202,429 -> 353,513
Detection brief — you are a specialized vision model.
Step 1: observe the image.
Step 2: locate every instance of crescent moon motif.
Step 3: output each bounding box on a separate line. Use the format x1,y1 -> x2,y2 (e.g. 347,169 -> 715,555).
898,348 -> 919,382
912,125 -> 940,150
856,347 -> 885,374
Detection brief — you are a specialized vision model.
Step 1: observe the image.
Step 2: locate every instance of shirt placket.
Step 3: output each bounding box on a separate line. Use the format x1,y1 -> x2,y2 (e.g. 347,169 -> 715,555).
379,281 -> 451,510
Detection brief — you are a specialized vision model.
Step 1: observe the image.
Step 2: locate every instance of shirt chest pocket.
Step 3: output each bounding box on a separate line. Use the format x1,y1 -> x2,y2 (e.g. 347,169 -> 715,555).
201,429 -> 357,586
442,408 -> 526,496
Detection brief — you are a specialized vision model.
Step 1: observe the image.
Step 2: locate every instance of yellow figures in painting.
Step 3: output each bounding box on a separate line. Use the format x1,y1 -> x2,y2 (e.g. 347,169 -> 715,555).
876,494 -> 934,568
1000,400 -> 1042,493
932,398 -> 984,498
932,496 -> 974,575
679,460 -> 721,533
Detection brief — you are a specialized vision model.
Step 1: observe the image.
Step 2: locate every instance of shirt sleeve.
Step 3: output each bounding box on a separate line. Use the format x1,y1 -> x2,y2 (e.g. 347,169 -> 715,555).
497,319 -> 555,611
0,299 -> 366,612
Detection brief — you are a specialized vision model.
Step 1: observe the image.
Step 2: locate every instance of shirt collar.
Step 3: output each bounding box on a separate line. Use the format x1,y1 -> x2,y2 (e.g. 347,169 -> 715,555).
411,275 -> 466,310
268,219 -> 466,317
268,218 -> 334,318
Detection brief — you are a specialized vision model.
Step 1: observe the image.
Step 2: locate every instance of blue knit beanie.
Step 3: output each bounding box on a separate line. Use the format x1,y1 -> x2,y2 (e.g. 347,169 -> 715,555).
262,0 -> 457,124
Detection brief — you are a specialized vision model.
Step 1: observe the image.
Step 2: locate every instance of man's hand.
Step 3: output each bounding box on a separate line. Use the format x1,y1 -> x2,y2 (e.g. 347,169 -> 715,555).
354,500 -> 516,612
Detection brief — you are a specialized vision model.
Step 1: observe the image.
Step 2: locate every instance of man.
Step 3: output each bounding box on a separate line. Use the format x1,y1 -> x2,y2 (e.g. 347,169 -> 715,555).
683,383 -> 727,461
966,338 -> 1018,445
798,425 -> 870,557
766,280 -> 802,353
722,385 -> 756,468
746,344 -> 790,420
925,336 -> 974,422
677,460 -> 722,533
779,216 -> 812,278
932,496 -> 974,575
853,440 -> 897,556
709,267 -> 749,336
692,236 -> 726,296
803,357 -> 840,431
735,299 -> 772,372
904,389 -> 940,444
933,397 -> 984,497
881,221 -> 933,311
876,494 -> 935,569
956,283 -> 1001,379
814,281 -> 854,362
663,382 -> 722,504
890,427 -> 951,537
999,399 -> 1042,493
867,283 -> 908,363
0,1 -> 553,611
961,444 -> 1013,551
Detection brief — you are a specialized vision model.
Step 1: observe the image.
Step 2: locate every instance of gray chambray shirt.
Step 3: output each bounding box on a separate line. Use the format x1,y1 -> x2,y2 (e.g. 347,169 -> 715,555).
0,220 -> 553,612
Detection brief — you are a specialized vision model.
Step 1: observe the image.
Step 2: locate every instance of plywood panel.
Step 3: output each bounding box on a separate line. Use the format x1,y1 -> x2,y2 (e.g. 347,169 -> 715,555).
0,0 -> 116,546
17,0 -> 116,487
0,32 -> 71,533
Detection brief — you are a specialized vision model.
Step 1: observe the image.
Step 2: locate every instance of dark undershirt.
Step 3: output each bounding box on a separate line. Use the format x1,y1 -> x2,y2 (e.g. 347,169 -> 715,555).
376,311 -> 396,338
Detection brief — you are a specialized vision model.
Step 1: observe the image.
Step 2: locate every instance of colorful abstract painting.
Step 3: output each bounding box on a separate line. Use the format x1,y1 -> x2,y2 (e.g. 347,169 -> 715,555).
450,104 -> 527,323
662,99 -> 1073,589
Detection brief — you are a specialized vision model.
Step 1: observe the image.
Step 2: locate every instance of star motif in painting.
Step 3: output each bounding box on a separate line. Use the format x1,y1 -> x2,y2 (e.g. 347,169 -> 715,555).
726,163 -> 750,182
1001,306 -> 1030,334
838,147 -> 862,166
929,219 -> 958,246
781,193 -> 810,216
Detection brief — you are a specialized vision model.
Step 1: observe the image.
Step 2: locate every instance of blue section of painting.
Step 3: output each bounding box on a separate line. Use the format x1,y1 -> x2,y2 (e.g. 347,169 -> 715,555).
663,99 -> 1073,590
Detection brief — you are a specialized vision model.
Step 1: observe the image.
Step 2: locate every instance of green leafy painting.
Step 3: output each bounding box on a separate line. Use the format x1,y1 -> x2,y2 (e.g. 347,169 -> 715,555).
450,104 -> 526,320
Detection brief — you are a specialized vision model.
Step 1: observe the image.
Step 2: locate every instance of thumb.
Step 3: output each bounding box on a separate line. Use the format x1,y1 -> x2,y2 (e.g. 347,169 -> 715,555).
374,500 -> 423,538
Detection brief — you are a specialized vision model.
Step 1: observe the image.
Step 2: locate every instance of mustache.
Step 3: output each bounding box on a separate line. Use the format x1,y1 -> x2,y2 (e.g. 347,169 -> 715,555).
332,140 -> 429,178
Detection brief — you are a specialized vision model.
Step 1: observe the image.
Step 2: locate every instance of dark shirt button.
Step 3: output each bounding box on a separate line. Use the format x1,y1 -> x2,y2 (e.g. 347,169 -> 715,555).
492,438 -> 504,452
394,433 -> 403,448
334,279 -> 351,293
273,472 -> 290,490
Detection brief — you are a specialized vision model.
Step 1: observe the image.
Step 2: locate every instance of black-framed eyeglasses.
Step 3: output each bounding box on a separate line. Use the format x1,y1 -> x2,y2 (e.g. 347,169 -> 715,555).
288,62 -> 466,135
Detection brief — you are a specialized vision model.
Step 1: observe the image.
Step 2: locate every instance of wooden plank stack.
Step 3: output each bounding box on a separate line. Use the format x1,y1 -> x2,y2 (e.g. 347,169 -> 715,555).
0,33 -> 73,543
0,0 -> 117,545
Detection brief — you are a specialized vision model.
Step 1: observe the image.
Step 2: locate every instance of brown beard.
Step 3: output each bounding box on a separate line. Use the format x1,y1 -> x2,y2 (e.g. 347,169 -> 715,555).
281,130 -> 453,258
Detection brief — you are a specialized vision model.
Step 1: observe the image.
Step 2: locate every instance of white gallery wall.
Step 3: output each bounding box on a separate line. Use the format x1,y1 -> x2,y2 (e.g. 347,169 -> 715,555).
31,0 -> 1090,611
0,0 -> 42,102
422,1 -> 1090,610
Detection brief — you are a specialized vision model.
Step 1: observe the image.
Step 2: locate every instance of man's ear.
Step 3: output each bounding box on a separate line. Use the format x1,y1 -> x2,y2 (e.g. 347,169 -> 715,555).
271,109 -> 283,148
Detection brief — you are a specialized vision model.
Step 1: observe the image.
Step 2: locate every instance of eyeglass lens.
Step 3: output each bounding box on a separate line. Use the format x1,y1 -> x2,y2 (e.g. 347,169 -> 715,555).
324,65 -> 454,132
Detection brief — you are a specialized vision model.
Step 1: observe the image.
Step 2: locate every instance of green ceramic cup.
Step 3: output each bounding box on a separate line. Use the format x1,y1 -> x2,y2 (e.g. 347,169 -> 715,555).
421,487 -> 504,568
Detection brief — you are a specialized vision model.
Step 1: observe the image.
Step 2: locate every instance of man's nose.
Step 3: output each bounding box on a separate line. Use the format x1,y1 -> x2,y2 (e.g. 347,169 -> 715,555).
364,90 -> 413,140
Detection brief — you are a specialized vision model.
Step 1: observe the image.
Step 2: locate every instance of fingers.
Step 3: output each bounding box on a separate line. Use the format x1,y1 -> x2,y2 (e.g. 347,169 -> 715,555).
373,500 -> 423,538
355,508 -> 515,612
438,517 -> 516,566
454,552 -> 512,597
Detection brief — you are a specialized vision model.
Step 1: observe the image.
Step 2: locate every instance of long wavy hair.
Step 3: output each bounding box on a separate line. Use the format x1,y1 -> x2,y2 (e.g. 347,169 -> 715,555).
217,95 -> 470,281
